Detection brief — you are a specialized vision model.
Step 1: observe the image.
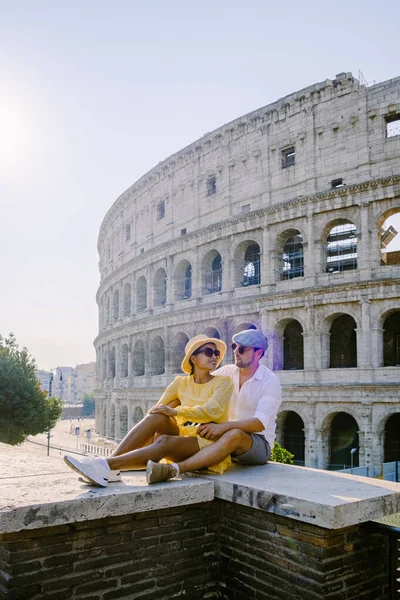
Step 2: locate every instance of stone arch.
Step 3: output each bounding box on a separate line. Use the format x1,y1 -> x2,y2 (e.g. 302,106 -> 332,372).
136,276 -> 147,312
123,283 -> 131,317
232,322 -> 257,336
384,413 -> 400,463
120,405 -> 128,439
320,411 -> 360,470
172,332 -> 189,372
382,309 -> 400,366
120,343 -> 128,378
324,219 -> 357,273
328,314 -> 357,368
233,240 -> 261,287
109,404 -> 115,439
153,268 -> 167,306
202,249 -> 222,295
276,229 -> 304,280
150,335 -> 165,375
113,289 -> 119,321
106,295 -> 110,324
377,207 -> 400,266
110,346 -> 116,378
283,320 -> 304,370
202,327 -> 221,339
133,406 -> 144,425
133,339 -> 145,376
174,259 -> 192,301
279,411 -> 305,465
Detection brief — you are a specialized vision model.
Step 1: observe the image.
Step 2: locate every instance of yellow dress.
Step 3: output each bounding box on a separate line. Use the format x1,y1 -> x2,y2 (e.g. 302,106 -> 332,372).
156,375 -> 233,474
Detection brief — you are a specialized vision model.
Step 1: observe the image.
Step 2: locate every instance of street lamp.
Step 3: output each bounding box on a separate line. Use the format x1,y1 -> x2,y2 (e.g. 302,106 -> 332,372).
47,368 -> 63,456
350,447 -> 358,474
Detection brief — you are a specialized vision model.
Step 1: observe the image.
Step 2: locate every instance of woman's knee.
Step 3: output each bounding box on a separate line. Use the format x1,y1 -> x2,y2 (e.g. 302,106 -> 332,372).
153,434 -> 175,451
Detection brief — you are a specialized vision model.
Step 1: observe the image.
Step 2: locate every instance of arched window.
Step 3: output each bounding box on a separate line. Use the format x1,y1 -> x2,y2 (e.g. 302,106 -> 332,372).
283,412 -> 305,465
110,347 -> 116,378
106,296 -> 110,324
380,210 -> 400,266
113,290 -> 119,321
172,332 -> 189,372
204,252 -> 222,294
154,268 -> 167,306
174,260 -> 192,301
150,336 -> 165,375
202,327 -> 221,339
281,234 -> 304,279
283,320 -> 304,370
329,315 -> 357,368
384,414 -> 400,462
123,284 -> 131,317
136,276 -> 147,312
120,343 -> 128,378
133,340 -> 145,376
326,222 -> 357,273
133,406 -> 144,425
109,405 -> 115,439
383,311 -> 400,366
329,413 -> 359,470
242,244 -> 261,286
120,406 -> 128,439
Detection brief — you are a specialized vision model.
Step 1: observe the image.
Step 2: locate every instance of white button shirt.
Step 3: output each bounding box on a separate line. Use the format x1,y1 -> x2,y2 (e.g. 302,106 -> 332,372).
212,364 -> 282,447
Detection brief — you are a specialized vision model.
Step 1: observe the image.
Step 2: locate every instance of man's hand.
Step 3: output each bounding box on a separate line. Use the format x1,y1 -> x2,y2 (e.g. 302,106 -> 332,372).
148,404 -> 177,418
197,422 -> 227,441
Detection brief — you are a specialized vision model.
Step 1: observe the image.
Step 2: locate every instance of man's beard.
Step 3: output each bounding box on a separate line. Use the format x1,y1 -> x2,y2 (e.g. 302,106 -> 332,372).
235,356 -> 253,369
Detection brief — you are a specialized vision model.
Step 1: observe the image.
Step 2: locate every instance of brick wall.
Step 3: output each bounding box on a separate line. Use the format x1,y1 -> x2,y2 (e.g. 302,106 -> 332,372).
0,500 -> 391,600
217,501 -> 389,600
0,503 -> 219,600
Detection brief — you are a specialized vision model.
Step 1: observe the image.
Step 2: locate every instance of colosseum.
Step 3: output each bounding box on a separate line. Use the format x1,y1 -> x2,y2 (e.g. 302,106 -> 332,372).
94,72 -> 400,477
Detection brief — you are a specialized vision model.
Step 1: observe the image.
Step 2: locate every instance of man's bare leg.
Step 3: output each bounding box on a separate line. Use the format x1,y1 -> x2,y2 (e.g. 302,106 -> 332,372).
108,435 -> 200,471
110,414 -> 180,458
176,429 -> 253,473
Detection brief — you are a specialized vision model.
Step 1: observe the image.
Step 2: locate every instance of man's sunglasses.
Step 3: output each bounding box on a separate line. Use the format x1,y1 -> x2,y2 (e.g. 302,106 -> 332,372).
231,343 -> 260,354
193,348 -> 221,358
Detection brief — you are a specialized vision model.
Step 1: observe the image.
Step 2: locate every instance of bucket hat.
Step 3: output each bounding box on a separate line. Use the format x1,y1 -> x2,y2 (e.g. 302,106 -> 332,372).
181,335 -> 226,374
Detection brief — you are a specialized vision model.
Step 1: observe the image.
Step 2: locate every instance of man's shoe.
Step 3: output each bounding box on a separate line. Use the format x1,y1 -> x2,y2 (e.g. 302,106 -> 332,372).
146,460 -> 179,484
64,455 -> 110,487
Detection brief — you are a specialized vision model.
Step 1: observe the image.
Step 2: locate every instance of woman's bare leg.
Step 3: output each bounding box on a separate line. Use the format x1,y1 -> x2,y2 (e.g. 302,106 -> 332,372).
110,414 -> 180,457
108,435 -> 200,471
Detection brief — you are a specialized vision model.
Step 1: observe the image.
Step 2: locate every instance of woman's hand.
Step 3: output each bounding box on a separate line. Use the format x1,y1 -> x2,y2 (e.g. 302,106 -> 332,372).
148,404 -> 178,418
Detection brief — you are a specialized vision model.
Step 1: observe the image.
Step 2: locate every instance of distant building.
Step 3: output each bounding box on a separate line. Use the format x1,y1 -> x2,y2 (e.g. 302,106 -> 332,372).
35,370 -> 52,394
74,362 -> 96,401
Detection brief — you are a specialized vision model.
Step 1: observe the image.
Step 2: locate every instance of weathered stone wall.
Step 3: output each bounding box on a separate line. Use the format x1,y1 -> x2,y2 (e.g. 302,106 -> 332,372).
94,72 -> 400,473
0,501 -> 390,600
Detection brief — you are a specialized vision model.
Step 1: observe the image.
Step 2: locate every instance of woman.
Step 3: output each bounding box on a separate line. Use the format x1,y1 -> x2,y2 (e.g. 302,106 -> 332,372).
64,335 -> 233,486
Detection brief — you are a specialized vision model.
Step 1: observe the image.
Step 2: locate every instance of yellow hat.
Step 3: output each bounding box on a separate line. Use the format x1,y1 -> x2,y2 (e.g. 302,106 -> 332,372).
181,335 -> 226,375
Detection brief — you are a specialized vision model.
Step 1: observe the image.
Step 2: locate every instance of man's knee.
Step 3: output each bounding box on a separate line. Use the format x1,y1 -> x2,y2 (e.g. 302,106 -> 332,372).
222,428 -> 250,449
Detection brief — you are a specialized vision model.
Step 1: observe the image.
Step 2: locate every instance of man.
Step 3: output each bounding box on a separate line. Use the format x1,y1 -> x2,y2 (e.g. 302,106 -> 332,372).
147,328 -> 282,483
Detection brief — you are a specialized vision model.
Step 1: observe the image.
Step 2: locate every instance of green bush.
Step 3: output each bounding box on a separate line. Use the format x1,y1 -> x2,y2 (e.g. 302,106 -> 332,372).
270,441 -> 295,464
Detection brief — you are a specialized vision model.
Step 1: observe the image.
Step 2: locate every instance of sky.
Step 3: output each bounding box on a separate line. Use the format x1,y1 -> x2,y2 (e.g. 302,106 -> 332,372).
0,0 -> 399,370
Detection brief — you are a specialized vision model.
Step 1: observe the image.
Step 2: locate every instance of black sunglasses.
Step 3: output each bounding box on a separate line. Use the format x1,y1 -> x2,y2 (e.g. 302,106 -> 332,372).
194,348 -> 221,358
231,343 -> 260,354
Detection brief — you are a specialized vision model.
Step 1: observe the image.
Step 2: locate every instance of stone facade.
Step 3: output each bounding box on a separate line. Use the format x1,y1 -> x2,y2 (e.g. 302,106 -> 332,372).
94,72 -> 400,476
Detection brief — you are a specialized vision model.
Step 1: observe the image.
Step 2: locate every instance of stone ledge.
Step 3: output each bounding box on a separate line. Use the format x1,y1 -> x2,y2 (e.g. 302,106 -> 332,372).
1,443 -> 400,533
195,463 -> 400,529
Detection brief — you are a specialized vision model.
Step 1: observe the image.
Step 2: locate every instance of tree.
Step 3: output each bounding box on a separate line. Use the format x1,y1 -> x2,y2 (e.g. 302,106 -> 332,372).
270,441 -> 295,465
82,394 -> 96,417
0,334 -> 63,445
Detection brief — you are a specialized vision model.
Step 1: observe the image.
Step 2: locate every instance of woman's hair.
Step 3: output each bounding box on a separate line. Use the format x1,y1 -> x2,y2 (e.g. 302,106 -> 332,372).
189,342 -> 216,376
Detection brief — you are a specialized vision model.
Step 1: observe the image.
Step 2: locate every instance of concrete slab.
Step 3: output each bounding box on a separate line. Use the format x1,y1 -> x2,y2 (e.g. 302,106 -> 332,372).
193,462 -> 400,529
0,443 -> 214,534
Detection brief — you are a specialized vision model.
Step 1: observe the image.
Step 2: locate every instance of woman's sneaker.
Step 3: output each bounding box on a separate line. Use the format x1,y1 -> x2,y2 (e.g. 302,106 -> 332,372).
64,455 -> 110,487
78,470 -> 121,485
146,460 -> 179,484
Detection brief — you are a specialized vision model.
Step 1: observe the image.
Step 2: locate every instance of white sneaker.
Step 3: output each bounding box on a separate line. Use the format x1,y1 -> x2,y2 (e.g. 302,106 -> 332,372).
64,455 -> 110,487
78,469 -> 121,485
